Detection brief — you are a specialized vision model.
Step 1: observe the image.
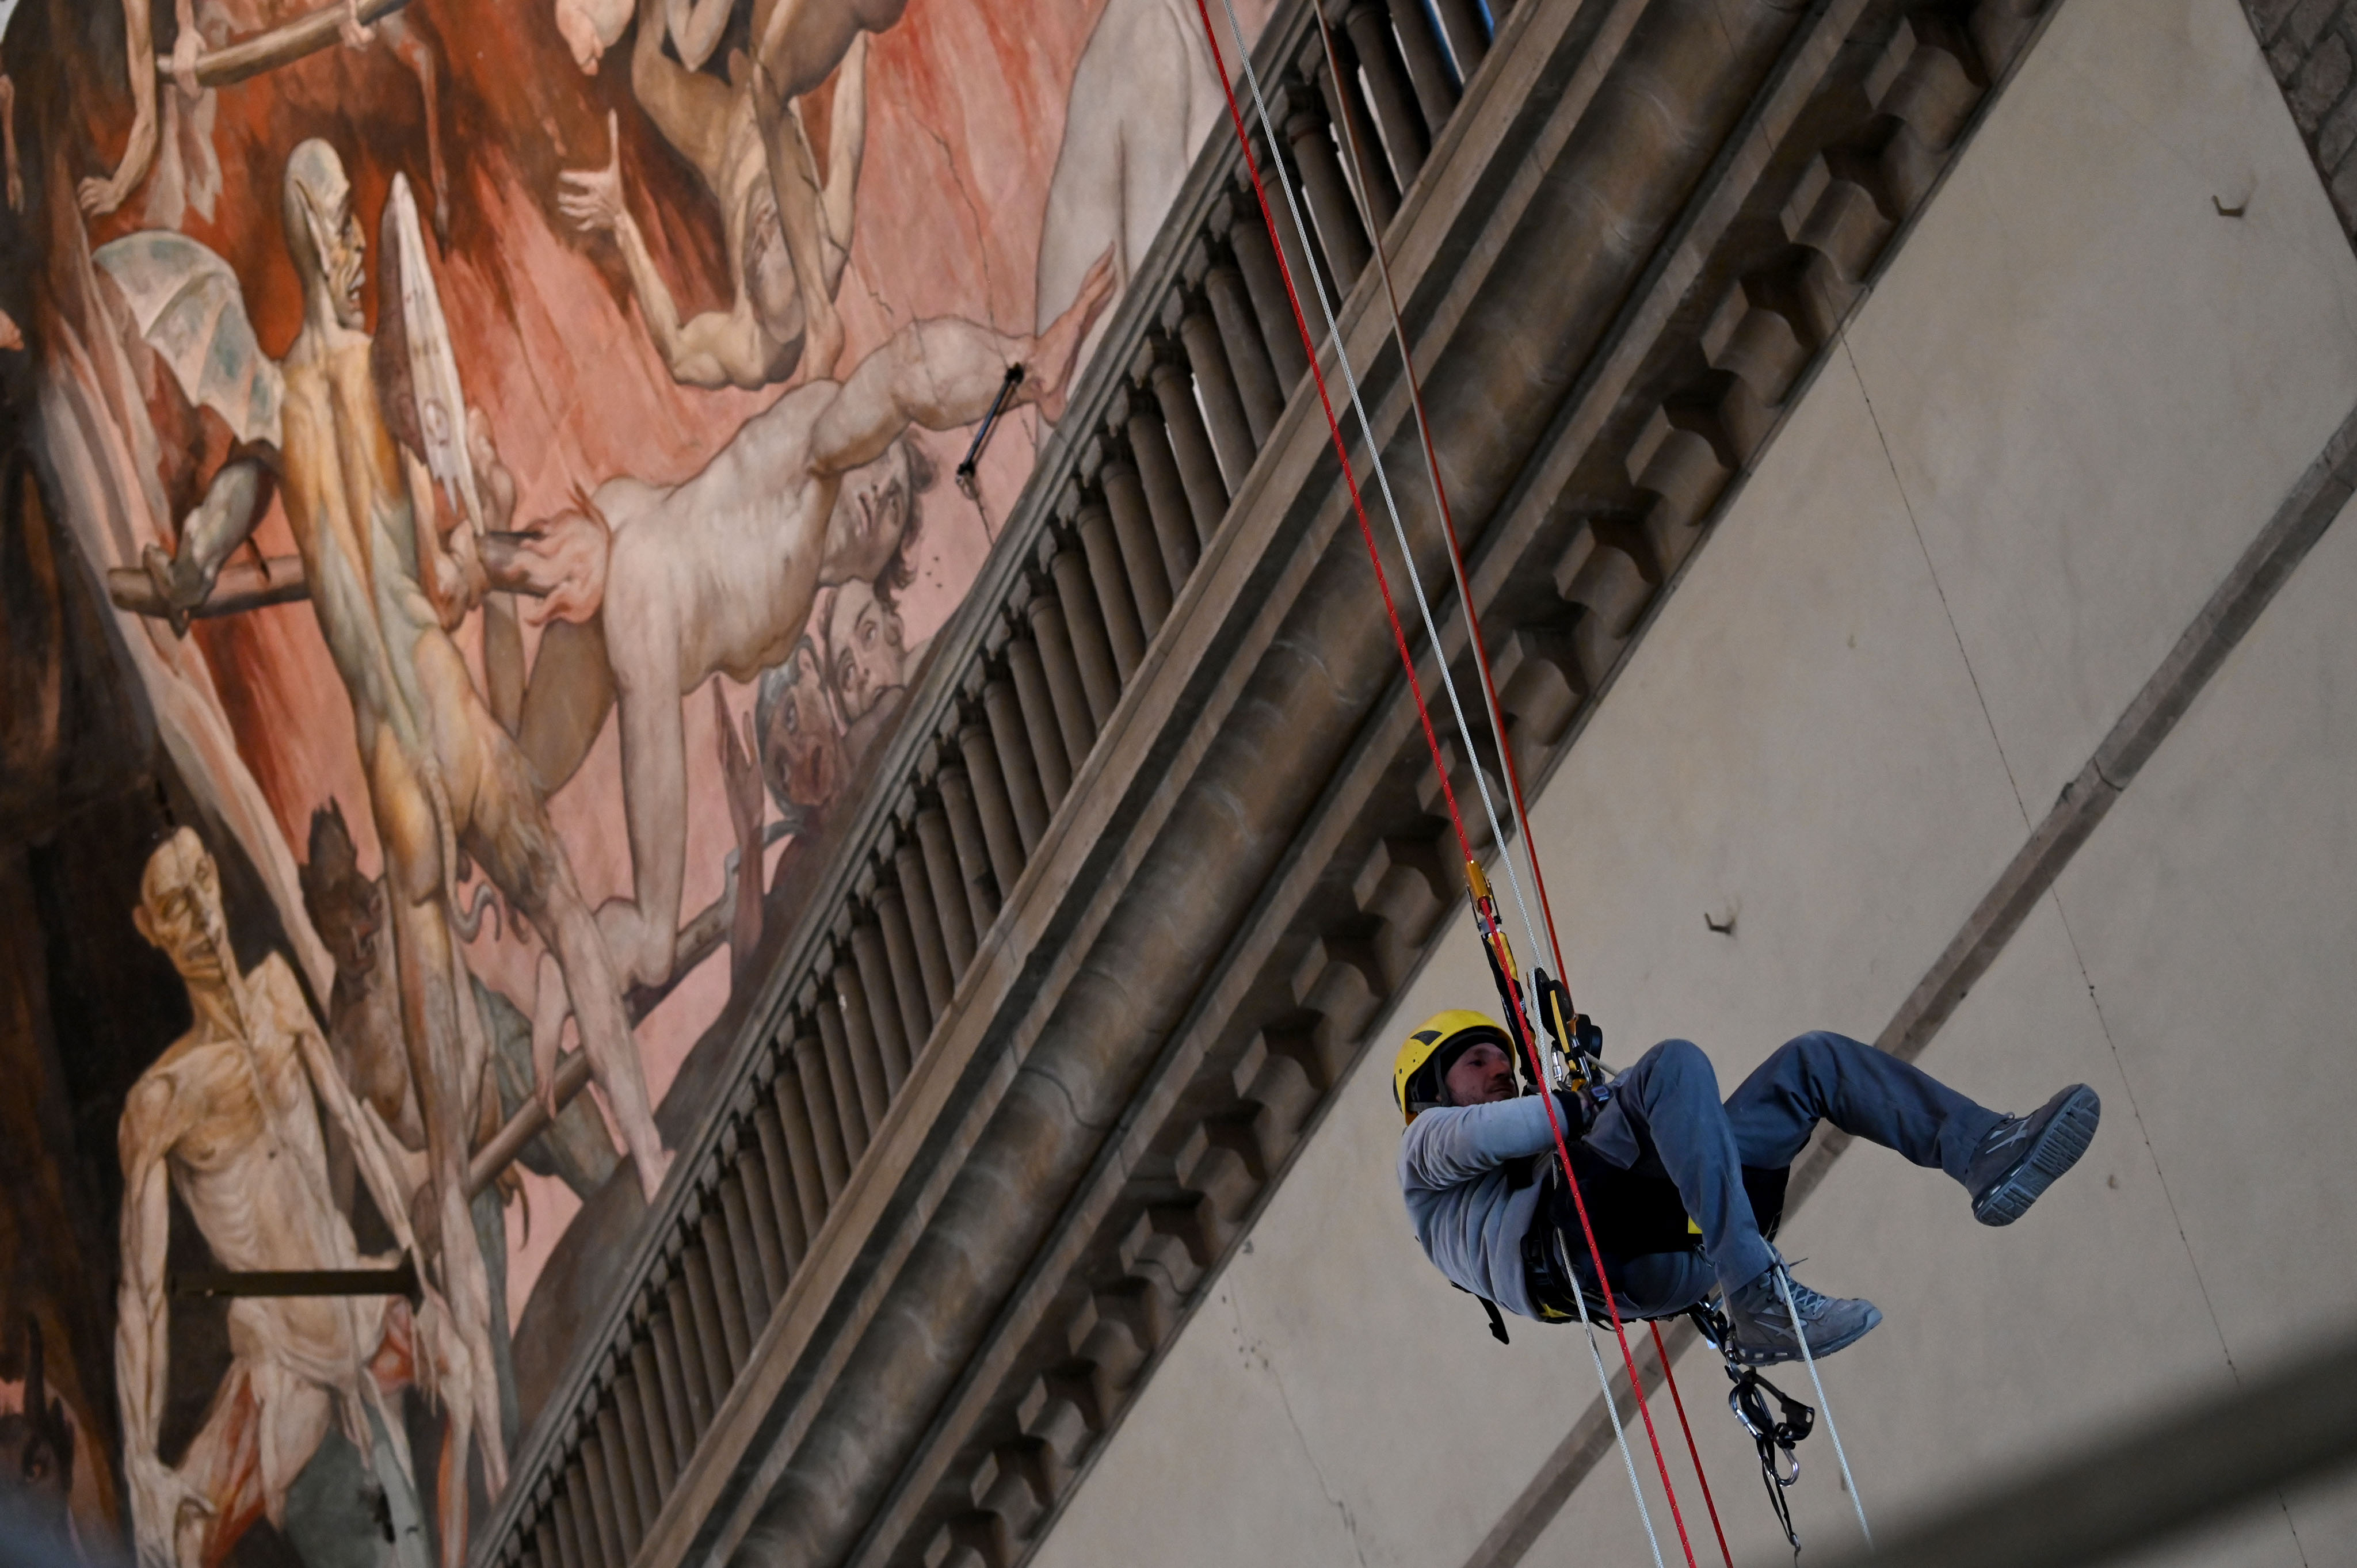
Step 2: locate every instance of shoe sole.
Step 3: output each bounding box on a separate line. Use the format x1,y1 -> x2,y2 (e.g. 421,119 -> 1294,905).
1972,1085 -> 2102,1226
1730,1303 -> 1883,1368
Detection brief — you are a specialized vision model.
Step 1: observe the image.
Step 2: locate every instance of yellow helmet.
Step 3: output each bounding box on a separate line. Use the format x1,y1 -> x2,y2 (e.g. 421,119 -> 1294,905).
1393,1009 -> 1513,1124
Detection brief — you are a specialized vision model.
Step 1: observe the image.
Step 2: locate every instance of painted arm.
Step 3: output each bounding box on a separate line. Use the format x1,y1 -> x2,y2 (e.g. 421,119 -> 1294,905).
807,249 -> 1118,478
142,459 -> 269,637
559,114 -> 775,390
281,968 -> 424,1261
79,0 -> 162,217
117,1078 -> 211,1565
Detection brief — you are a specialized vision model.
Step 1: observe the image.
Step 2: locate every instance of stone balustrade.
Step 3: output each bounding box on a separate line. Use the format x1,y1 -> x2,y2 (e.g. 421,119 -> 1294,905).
471,1 -> 2054,1565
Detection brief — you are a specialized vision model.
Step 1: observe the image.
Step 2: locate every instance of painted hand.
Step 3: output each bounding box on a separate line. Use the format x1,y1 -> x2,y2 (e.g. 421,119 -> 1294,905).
556,112 -> 628,238
1027,246 -> 1118,425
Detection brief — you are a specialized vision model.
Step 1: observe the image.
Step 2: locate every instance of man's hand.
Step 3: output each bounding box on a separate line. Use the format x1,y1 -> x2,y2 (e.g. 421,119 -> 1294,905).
128,1450 -> 213,1568
1024,246 -> 1117,424
341,0 -> 377,50
142,542 -> 216,639
169,25 -> 204,101
558,113 -> 629,239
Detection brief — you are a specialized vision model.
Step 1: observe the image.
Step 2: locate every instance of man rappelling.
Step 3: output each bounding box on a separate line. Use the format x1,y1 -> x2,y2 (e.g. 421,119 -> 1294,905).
1393,992 -> 2102,1364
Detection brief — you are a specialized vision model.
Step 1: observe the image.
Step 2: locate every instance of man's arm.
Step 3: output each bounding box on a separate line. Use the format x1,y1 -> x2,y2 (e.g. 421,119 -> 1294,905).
279,965 -> 423,1261
1398,1097 -> 1560,1192
79,0 -> 162,218
807,249 -> 1118,478
142,457 -> 271,637
559,116 -> 775,390
117,1077 -> 211,1562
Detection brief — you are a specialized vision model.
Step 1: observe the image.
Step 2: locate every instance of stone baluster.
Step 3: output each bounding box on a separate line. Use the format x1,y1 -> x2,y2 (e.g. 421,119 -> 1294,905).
563,1460 -> 607,1568
956,697 -> 1029,894
981,661 -> 1051,853
662,1272 -> 715,1437
650,1294 -> 703,1456
791,1025 -> 851,1199
813,993 -> 874,1159
1384,0 -> 1459,129
1120,391 -> 1204,594
1337,0 -> 1429,189
914,788 -> 981,971
766,1068 -> 829,1245
1093,452 -> 1173,641
1221,189 -> 1310,391
1431,0 -> 1486,80
697,1202 -> 753,1374
1252,129 -> 1330,361
1282,83 -> 1372,283
1170,282 -> 1257,491
630,1334 -> 678,1491
612,1375 -> 662,1547
871,869 -> 935,1052
537,1512 -> 570,1568
723,1154 -> 783,1321
891,825 -> 956,1018
1201,238 -> 1285,444
746,1096 -> 804,1273
830,953 -> 895,1122
1019,583 -> 1094,788
1006,628 -> 1073,814
1308,44 -> 1399,235
593,1402 -> 642,1554
848,898 -> 916,1089
580,1434 -> 626,1568
1046,527 -> 1122,726
1142,336 -> 1230,545
681,1237 -> 738,1400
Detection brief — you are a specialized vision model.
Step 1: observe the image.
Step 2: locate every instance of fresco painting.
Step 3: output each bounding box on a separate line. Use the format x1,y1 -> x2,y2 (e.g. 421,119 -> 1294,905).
0,0 -> 1268,1559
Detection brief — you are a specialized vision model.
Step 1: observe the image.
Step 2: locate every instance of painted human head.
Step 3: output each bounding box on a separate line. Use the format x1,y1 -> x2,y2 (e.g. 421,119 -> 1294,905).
754,636 -> 848,827
135,827 -> 232,985
825,576 -> 907,725
821,436 -> 935,596
283,139 -> 365,331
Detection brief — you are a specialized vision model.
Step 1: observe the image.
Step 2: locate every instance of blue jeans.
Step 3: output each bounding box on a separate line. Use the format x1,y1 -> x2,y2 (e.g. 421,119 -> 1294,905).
1568,1032 -> 2004,1316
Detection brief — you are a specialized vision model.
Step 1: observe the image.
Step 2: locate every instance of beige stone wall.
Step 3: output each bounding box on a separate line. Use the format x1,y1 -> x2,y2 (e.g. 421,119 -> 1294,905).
1027,1 -> 2357,1562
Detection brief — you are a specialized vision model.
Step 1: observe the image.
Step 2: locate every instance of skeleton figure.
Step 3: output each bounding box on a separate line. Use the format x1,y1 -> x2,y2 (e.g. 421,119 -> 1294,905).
136,140 -> 676,1559
556,0 -> 878,388
502,253 -> 1118,1092
114,829 -> 445,1568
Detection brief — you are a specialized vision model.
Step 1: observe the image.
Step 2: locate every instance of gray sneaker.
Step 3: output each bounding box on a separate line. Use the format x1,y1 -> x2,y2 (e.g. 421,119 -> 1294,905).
1724,1268 -> 1881,1367
1966,1085 -> 2101,1226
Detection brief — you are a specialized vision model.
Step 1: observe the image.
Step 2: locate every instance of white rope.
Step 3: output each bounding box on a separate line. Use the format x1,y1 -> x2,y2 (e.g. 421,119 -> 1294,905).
1578,1309 -> 1669,1568
1196,6 -> 1668,1551
1208,0 -> 1555,1043
1305,10 -> 1575,1083
1772,1264 -> 1874,1548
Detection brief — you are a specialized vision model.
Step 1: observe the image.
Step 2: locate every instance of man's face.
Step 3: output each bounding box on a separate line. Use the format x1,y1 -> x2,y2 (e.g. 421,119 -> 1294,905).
828,578 -> 906,724
823,444 -> 916,585
761,643 -> 848,815
296,156 -> 366,331
1444,1040 -> 1516,1107
138,829 -> 232,986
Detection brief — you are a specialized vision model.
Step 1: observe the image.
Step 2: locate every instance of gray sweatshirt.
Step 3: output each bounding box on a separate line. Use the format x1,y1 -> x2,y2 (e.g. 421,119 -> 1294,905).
1397,1096 -> 1563,1319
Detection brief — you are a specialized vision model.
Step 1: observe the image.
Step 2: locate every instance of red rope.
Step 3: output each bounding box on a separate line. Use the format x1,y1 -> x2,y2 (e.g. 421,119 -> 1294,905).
1650,1320 -> 1734,1568
1188,3 -> 1695,1559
